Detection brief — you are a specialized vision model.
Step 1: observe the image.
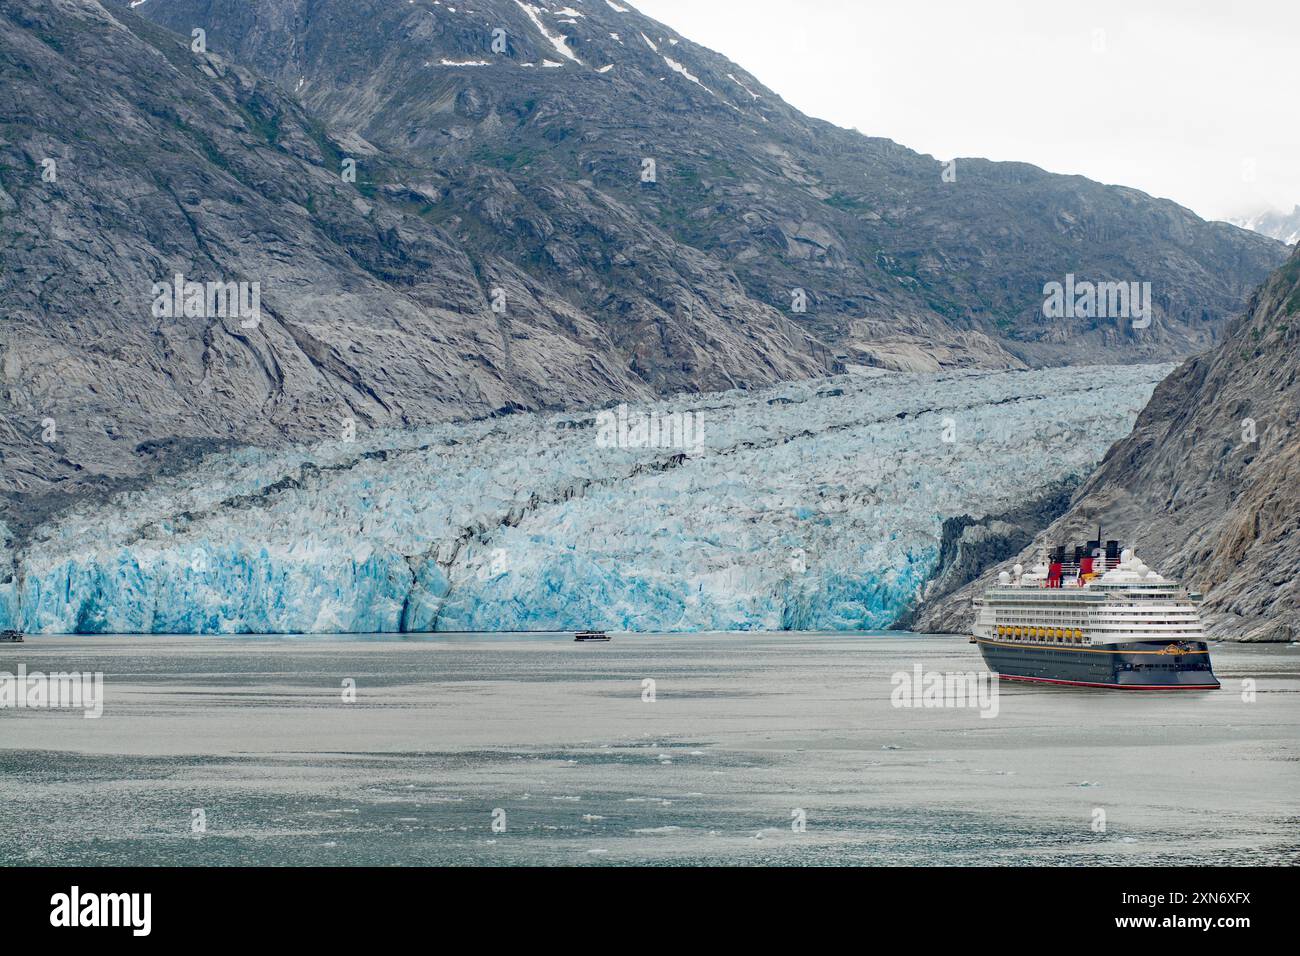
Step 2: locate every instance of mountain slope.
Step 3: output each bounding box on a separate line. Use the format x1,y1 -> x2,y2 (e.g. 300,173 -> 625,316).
1,0 -> 1289,538
910,243 -> 1300,640
0,0 -> 822,515
131,0 -> 1287,370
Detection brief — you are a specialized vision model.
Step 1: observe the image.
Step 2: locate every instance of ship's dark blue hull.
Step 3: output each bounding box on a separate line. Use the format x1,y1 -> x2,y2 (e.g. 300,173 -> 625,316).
974,638 -> 1219,690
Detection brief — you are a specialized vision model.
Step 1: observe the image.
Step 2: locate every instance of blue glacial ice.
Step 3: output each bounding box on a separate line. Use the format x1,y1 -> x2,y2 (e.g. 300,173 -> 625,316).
0,364 -> 1171,633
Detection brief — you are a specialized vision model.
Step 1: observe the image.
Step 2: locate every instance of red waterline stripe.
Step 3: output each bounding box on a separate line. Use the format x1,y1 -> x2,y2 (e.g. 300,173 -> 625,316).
996,674 -> 1219,691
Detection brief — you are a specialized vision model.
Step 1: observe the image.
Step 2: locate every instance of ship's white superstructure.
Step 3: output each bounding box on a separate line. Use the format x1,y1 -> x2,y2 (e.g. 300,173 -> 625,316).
973,548 -> 1206,647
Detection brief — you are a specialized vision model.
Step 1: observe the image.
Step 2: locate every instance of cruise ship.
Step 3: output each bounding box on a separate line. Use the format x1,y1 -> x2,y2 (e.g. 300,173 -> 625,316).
971,538 -> 1220,690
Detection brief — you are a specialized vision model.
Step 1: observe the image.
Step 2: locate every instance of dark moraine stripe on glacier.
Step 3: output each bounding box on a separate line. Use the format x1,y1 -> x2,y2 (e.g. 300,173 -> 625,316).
0,365 -> 1171,634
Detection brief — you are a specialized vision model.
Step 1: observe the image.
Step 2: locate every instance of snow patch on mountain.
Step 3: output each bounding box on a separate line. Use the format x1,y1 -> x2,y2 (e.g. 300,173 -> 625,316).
662,55 -> 704,87
516,0 -> 581,63
728,73 -> 761,100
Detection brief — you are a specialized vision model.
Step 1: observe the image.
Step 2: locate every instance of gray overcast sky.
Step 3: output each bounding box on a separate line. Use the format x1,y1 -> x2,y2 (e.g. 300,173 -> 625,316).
631,0 -> 1299,223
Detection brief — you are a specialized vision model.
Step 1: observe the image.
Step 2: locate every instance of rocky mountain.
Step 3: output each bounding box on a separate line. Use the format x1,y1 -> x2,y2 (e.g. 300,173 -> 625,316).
890,479 -> 1079,632
128,0 -> 1285,369
0,0 -> 1288,536
1230,205 -> 1300,246
0,0 -> 822,514
909,243 -> 1300,640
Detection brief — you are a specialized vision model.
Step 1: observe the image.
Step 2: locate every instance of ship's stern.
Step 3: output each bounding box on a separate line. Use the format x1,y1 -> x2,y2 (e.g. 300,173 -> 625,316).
1109,640 -> 1220,689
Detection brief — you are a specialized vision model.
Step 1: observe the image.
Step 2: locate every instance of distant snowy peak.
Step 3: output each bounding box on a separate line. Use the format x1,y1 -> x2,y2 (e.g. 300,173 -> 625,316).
1230,205 -> 1300,246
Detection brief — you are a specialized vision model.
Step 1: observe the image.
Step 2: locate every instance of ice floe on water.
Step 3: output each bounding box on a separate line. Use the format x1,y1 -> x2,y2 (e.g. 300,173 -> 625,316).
0,364 -> 1170,634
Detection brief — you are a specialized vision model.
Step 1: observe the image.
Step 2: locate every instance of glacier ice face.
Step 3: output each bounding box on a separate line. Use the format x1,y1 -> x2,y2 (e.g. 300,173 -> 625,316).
0,364 -> 1171,633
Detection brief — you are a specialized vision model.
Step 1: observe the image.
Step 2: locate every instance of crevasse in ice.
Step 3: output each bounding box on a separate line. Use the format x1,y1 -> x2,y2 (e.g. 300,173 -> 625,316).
0,364 -> 1170,633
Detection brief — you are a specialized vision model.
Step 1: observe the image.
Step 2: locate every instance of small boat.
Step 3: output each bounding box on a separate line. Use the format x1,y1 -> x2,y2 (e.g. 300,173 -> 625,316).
0,629 -> 24,643
574,630 -> 610,642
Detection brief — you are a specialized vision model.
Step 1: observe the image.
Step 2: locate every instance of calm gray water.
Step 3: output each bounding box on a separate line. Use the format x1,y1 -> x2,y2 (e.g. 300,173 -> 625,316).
1,633 -> 1296,866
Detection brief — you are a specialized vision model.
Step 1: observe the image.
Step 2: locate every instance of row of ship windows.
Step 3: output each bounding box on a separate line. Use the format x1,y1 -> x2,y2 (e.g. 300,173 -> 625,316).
991,596 -> 1181,604
1094,622 -> 1201,627
994,606 -> 1193,614
999,616 -> 1196,626
997,618 -> 1087,627
1092,621 -> 1203,627
996,611 -> 1088,620
1092,608 -> 1190,616
997,609 -> 1086,615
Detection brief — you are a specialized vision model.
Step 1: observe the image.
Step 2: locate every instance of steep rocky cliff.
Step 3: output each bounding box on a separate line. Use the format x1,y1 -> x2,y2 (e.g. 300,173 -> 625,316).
910,245 -> 1300,640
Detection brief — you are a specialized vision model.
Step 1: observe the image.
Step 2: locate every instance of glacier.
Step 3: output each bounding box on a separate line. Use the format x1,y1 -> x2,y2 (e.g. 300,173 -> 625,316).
0,364 -> 1171,634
